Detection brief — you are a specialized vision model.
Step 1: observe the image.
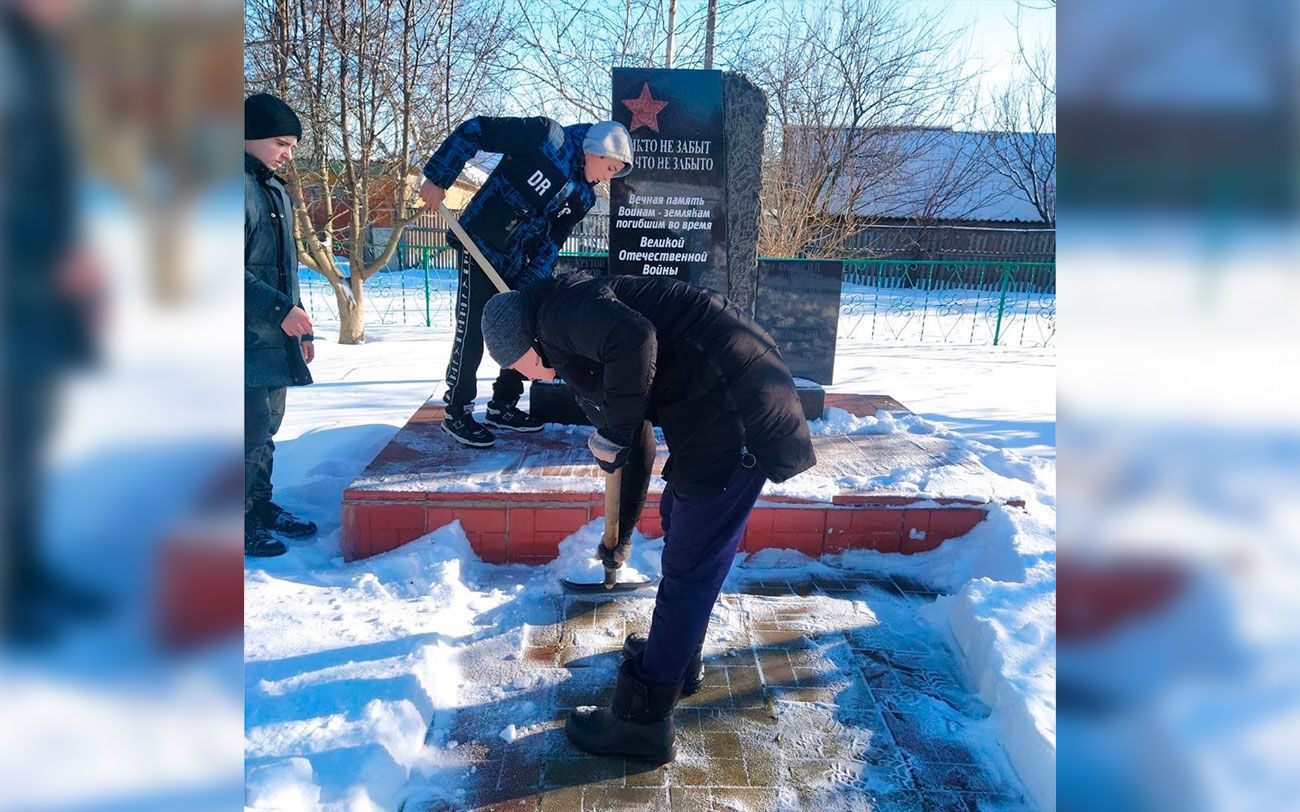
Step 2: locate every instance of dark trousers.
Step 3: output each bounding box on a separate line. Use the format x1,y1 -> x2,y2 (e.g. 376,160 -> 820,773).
631,461 -> 766,686
443,249 -> 525,414
2,376 -> 57,605
245,386 -> 286,516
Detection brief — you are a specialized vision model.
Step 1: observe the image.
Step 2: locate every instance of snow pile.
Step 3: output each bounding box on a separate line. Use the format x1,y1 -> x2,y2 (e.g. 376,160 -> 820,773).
808,406 -> 937,437
831,505 -> 1029,594
545,518 -> 663,587
246,758 -> 319,809
768,409 -> 1049,508
921,508 -> 1057,811
813,498 -> 1057,811
245,522 -> 505,812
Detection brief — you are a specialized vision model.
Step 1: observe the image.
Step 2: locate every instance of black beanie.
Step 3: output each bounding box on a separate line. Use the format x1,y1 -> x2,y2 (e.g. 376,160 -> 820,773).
245,93 -> 302,140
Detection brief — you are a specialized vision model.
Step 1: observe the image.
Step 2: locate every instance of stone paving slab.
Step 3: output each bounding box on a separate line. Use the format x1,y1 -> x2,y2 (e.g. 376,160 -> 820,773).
404,571 -> 1035,812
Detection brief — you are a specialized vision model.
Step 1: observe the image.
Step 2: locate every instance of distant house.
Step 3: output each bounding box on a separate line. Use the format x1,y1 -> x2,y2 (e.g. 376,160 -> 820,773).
780,125 -> 1056,261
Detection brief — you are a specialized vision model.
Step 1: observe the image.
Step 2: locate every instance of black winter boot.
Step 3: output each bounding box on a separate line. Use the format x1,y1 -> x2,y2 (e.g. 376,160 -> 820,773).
622,633 -> 704,697
245,518 -> 287,558
258,502 -> 318,539
565,659 -> 681,764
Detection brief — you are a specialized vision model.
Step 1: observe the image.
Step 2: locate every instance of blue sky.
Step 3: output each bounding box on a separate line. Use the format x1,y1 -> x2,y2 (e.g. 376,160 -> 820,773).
905,0 -> 1055,91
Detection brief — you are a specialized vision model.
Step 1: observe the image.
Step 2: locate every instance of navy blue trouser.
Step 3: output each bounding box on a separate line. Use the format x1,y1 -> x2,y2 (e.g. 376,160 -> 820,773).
630,461 -> 767,686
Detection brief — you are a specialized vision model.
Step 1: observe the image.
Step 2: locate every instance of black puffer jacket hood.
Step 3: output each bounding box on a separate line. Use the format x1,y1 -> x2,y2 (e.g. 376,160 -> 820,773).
523,273 -> 815,494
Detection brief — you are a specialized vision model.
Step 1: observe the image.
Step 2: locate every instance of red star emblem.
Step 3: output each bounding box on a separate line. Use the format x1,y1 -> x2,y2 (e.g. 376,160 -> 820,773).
622,83 -> 668,133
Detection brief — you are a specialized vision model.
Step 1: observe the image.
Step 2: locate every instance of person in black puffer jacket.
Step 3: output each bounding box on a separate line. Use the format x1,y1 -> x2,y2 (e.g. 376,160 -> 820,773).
480,273 -> 816,764
244,92 -> 318,557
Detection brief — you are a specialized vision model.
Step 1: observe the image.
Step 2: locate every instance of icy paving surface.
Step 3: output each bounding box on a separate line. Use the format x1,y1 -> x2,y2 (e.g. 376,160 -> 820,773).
402,568 -> 1033,812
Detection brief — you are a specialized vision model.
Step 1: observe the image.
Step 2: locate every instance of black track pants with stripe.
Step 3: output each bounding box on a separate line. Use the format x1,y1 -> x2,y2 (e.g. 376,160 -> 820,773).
442,249 -> 526,414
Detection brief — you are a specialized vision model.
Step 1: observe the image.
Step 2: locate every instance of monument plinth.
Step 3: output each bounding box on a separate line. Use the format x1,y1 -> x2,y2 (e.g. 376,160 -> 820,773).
340,393 -> 1020,563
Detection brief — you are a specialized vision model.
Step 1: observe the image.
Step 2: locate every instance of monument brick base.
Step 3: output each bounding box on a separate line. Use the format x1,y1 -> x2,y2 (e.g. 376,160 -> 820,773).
340,393 -> 1021,563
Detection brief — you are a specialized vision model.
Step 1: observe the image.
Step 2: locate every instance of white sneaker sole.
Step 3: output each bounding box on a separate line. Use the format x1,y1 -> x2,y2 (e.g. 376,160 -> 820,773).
440,421 -> 496,447
483,415 -> 545,433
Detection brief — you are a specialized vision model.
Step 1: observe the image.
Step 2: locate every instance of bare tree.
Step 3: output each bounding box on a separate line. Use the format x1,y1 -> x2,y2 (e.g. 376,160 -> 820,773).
983,1 -> 1055,224
501,0 -> 768,122
884,125 -> 1001,259
753,0 -> 979,258
985,88 -> 1055,224
245,0 -> 512,343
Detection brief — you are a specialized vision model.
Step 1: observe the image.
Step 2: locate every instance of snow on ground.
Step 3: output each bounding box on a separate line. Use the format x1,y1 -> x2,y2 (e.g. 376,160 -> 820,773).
245,288 -> 1056,810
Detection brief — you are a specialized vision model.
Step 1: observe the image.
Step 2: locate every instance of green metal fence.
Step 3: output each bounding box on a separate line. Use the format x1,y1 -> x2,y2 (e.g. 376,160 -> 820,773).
838,258 -> 1055,347
299,249 -> 1055,348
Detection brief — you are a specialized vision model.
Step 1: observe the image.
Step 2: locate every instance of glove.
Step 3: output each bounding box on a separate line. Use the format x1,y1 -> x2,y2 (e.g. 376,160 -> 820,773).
596,536 -> 632,570
588,430 -> 629,474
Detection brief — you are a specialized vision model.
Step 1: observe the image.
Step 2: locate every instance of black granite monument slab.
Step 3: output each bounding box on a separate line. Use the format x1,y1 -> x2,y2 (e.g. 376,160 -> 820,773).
609,68 -> 727,284
754,259 -> 844,386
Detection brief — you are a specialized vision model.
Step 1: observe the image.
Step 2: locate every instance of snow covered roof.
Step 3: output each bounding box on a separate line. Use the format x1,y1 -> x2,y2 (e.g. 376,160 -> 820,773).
789,126 -> 1054,224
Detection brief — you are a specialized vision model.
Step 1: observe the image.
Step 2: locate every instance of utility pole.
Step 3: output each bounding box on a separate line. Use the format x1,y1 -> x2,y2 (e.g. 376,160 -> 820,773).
704,0 -> 717,69
665,0 -> 677,68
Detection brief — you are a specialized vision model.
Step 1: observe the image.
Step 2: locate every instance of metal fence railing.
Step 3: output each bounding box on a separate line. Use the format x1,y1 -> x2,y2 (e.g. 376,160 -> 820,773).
837,258 -> 1055,347
299,250 -> 1055,348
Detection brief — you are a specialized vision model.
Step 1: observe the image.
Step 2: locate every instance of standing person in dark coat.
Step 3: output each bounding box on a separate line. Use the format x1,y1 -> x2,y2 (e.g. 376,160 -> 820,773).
244,92 -> 317,557
480,273 -> 816,763
416,116 -> 633,448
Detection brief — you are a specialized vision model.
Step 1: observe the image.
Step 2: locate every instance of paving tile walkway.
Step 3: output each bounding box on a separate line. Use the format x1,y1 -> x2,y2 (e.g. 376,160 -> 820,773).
404,571 -> 1034,812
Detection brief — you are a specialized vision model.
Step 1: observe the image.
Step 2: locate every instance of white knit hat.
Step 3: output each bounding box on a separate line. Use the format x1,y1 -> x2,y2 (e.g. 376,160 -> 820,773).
583,121 -> 634,177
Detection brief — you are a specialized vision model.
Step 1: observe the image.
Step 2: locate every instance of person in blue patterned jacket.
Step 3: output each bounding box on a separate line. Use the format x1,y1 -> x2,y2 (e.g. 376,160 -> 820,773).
417,116 -> 633,447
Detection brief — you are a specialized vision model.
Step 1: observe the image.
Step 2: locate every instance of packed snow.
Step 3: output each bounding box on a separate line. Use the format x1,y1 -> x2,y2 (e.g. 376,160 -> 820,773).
244,278 -> 1056,810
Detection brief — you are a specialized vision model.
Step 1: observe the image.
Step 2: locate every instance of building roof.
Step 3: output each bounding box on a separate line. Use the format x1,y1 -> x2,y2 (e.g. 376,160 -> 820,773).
790,126 -> 1054,224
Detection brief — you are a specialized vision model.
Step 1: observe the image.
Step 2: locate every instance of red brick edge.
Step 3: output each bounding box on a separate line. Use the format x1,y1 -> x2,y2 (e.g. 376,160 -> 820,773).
341,492 -> 1009,563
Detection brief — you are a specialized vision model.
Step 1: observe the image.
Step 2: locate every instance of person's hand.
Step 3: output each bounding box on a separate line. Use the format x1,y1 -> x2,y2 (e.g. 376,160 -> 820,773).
302,338 -> 315,364
281,305 -> 313,337
596,536 -> 632,570
418,179 -> 446,211
588,430 -> 629,474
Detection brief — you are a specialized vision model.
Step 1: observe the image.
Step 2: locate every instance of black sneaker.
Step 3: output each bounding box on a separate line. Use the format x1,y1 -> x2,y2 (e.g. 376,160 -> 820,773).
258,502 -> 317,539
245,519 -> 287,558
483,401 -> 544,433
441,410 -> 496,447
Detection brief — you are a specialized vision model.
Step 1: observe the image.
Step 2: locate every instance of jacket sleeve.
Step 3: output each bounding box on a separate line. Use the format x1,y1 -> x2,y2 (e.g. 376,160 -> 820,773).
422,116 -> 561,190
544,285 -> 657,447
523,192 -> 593,281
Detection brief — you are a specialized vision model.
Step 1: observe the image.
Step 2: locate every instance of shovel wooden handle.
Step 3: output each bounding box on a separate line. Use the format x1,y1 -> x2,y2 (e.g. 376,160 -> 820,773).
601,467 -> 623,589
439,202 -> 510,294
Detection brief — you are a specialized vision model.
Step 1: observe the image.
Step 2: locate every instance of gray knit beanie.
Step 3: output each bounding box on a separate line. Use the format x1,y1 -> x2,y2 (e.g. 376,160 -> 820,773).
481,292 -> 535,368
583,121 -> 634,177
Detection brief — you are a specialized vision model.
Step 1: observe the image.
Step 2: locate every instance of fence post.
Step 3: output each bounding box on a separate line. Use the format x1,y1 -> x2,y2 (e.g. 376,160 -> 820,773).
919,262 -> 936,342
871,260 -> 883,342
423,247 -> 431,327
993,262 -> 1011,346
